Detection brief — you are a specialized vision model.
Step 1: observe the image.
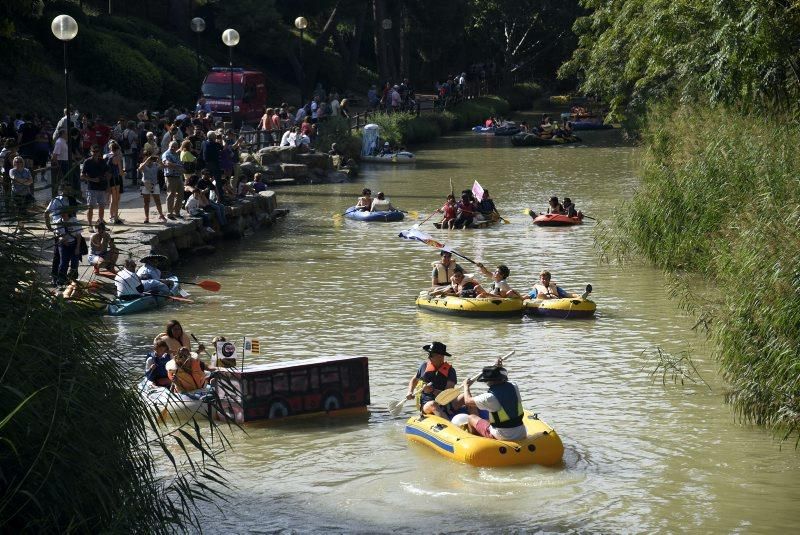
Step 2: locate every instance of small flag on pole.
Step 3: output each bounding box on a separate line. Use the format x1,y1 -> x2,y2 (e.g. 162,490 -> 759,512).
244,337 -> 261,356
472,180 -> 484,201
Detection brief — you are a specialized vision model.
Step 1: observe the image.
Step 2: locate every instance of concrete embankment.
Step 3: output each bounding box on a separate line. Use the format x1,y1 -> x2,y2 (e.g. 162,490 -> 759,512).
108,189 -> 288,264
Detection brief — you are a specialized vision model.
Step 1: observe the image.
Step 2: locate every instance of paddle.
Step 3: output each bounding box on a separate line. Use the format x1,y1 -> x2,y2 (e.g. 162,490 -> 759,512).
180,279 -> 221,292
388,396 -> 410,416
493,209 -> 510,224
414,210 -> 438,229
399,210 -> 419,218
190,333 -> 213,358
434,350 -> 515,405
339,206 -> 364,217
98,268 -> 217,291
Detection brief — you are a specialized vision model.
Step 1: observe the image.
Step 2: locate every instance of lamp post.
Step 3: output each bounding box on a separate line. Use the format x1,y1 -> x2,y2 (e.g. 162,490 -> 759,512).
294,16 -> 308,105
221,28 -> 240,128
51,14 -> 78,196
381,18 -> 392,84
190,17 -> 205,89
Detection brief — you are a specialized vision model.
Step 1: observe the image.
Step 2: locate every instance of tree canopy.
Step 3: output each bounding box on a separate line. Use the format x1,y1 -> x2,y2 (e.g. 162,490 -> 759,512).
560,0 -> 800,121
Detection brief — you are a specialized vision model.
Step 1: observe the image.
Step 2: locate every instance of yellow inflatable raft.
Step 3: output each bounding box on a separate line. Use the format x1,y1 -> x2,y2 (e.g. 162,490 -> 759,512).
522,297 -> 596,318
416,291 -> 523,317
405,411 -> 564,467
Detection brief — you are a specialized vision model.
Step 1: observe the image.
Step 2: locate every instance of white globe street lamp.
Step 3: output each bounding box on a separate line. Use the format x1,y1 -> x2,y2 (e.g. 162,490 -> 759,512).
294,17 -> 308,104
51,15 -> 78,195
222,29 -> 240,126
190,17 -> 206,87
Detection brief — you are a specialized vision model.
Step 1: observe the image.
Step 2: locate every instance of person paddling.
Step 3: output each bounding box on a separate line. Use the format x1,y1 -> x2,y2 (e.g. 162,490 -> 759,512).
136,254 -> 172,296
461,364 -> 527,441
405,342 -> 460,418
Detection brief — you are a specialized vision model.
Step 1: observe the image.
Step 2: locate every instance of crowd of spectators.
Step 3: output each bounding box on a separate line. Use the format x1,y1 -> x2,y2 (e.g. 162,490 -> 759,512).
366,79 -> 416,112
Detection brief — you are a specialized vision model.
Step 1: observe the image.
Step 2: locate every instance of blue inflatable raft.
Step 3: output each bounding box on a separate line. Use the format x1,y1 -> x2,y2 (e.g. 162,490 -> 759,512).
343,206 -> 405,222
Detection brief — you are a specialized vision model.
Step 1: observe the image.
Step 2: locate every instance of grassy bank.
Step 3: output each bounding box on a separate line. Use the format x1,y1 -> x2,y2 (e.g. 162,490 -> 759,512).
599,104 -> 800,438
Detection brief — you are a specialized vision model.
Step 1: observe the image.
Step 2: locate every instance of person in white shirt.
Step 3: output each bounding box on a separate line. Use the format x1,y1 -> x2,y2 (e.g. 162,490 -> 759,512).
279,127 -> 295,147
51,129 -> 70,185
136,255 -> 172,295
462,365 -> 527,441
329,95 -> 341,117
370,191 -> 395,212
114,259 -> 144,299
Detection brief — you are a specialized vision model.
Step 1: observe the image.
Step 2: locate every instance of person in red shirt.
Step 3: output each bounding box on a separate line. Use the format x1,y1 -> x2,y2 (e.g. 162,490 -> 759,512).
81,119 -> 95,155
93,117 -> 111,149
437,194 -> 457,229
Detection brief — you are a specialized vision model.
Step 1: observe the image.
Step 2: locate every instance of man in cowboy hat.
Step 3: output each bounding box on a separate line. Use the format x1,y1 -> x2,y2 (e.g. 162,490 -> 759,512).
136,254 -> 172,295
405,342 -> 458,417
462,364 -> 527,440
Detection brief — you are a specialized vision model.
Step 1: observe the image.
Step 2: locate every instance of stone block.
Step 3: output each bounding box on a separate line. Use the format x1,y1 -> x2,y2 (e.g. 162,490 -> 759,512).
295,152 -> 332,171
280,163 -> 309,178
239,152 -> 257,164
264,163 -> 283,177
257,146 -> 296,166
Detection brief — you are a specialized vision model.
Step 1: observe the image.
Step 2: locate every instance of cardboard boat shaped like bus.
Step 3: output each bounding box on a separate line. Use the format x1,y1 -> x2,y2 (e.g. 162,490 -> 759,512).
213,355 -> 370,424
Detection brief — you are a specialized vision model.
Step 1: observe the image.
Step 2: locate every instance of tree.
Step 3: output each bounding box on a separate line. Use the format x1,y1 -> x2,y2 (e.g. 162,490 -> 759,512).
560,0 -> 800,121
467,0 -> 582,87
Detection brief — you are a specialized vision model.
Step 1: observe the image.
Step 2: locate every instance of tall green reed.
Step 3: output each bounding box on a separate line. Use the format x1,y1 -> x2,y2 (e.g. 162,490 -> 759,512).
598,104 -> 800,441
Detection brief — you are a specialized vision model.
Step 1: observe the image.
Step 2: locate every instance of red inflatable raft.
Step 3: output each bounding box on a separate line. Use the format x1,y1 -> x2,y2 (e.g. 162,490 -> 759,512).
531,213 -> 583,226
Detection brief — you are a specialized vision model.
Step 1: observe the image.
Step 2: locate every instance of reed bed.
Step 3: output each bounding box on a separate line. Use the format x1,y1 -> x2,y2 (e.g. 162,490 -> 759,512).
599,104 -> 800,440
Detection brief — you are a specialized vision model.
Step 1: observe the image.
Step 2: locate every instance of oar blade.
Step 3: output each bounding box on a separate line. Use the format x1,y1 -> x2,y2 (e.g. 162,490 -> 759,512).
388,398 -> 407,416
434,387 -> 462,406
197,279 -> 221,292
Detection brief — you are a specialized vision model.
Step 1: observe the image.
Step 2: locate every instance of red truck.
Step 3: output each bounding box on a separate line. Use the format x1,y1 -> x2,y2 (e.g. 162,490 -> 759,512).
201,67 -> 267,125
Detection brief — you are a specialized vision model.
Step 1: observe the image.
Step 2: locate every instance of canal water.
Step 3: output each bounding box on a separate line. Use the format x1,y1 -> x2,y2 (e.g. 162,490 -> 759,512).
113,129 -> 800,533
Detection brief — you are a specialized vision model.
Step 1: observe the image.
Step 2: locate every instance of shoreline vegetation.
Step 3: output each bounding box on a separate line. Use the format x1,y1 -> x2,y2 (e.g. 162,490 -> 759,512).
597,105 -> 800,440
334,95 -> 518,155
566,1 -> 800,442
0,229 -> 232,532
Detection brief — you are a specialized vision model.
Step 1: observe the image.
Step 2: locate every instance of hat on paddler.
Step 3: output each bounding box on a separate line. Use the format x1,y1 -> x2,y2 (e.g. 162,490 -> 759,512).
476,365 -> 508,382
140,254 -> 168,267
423,341 -> 450,357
